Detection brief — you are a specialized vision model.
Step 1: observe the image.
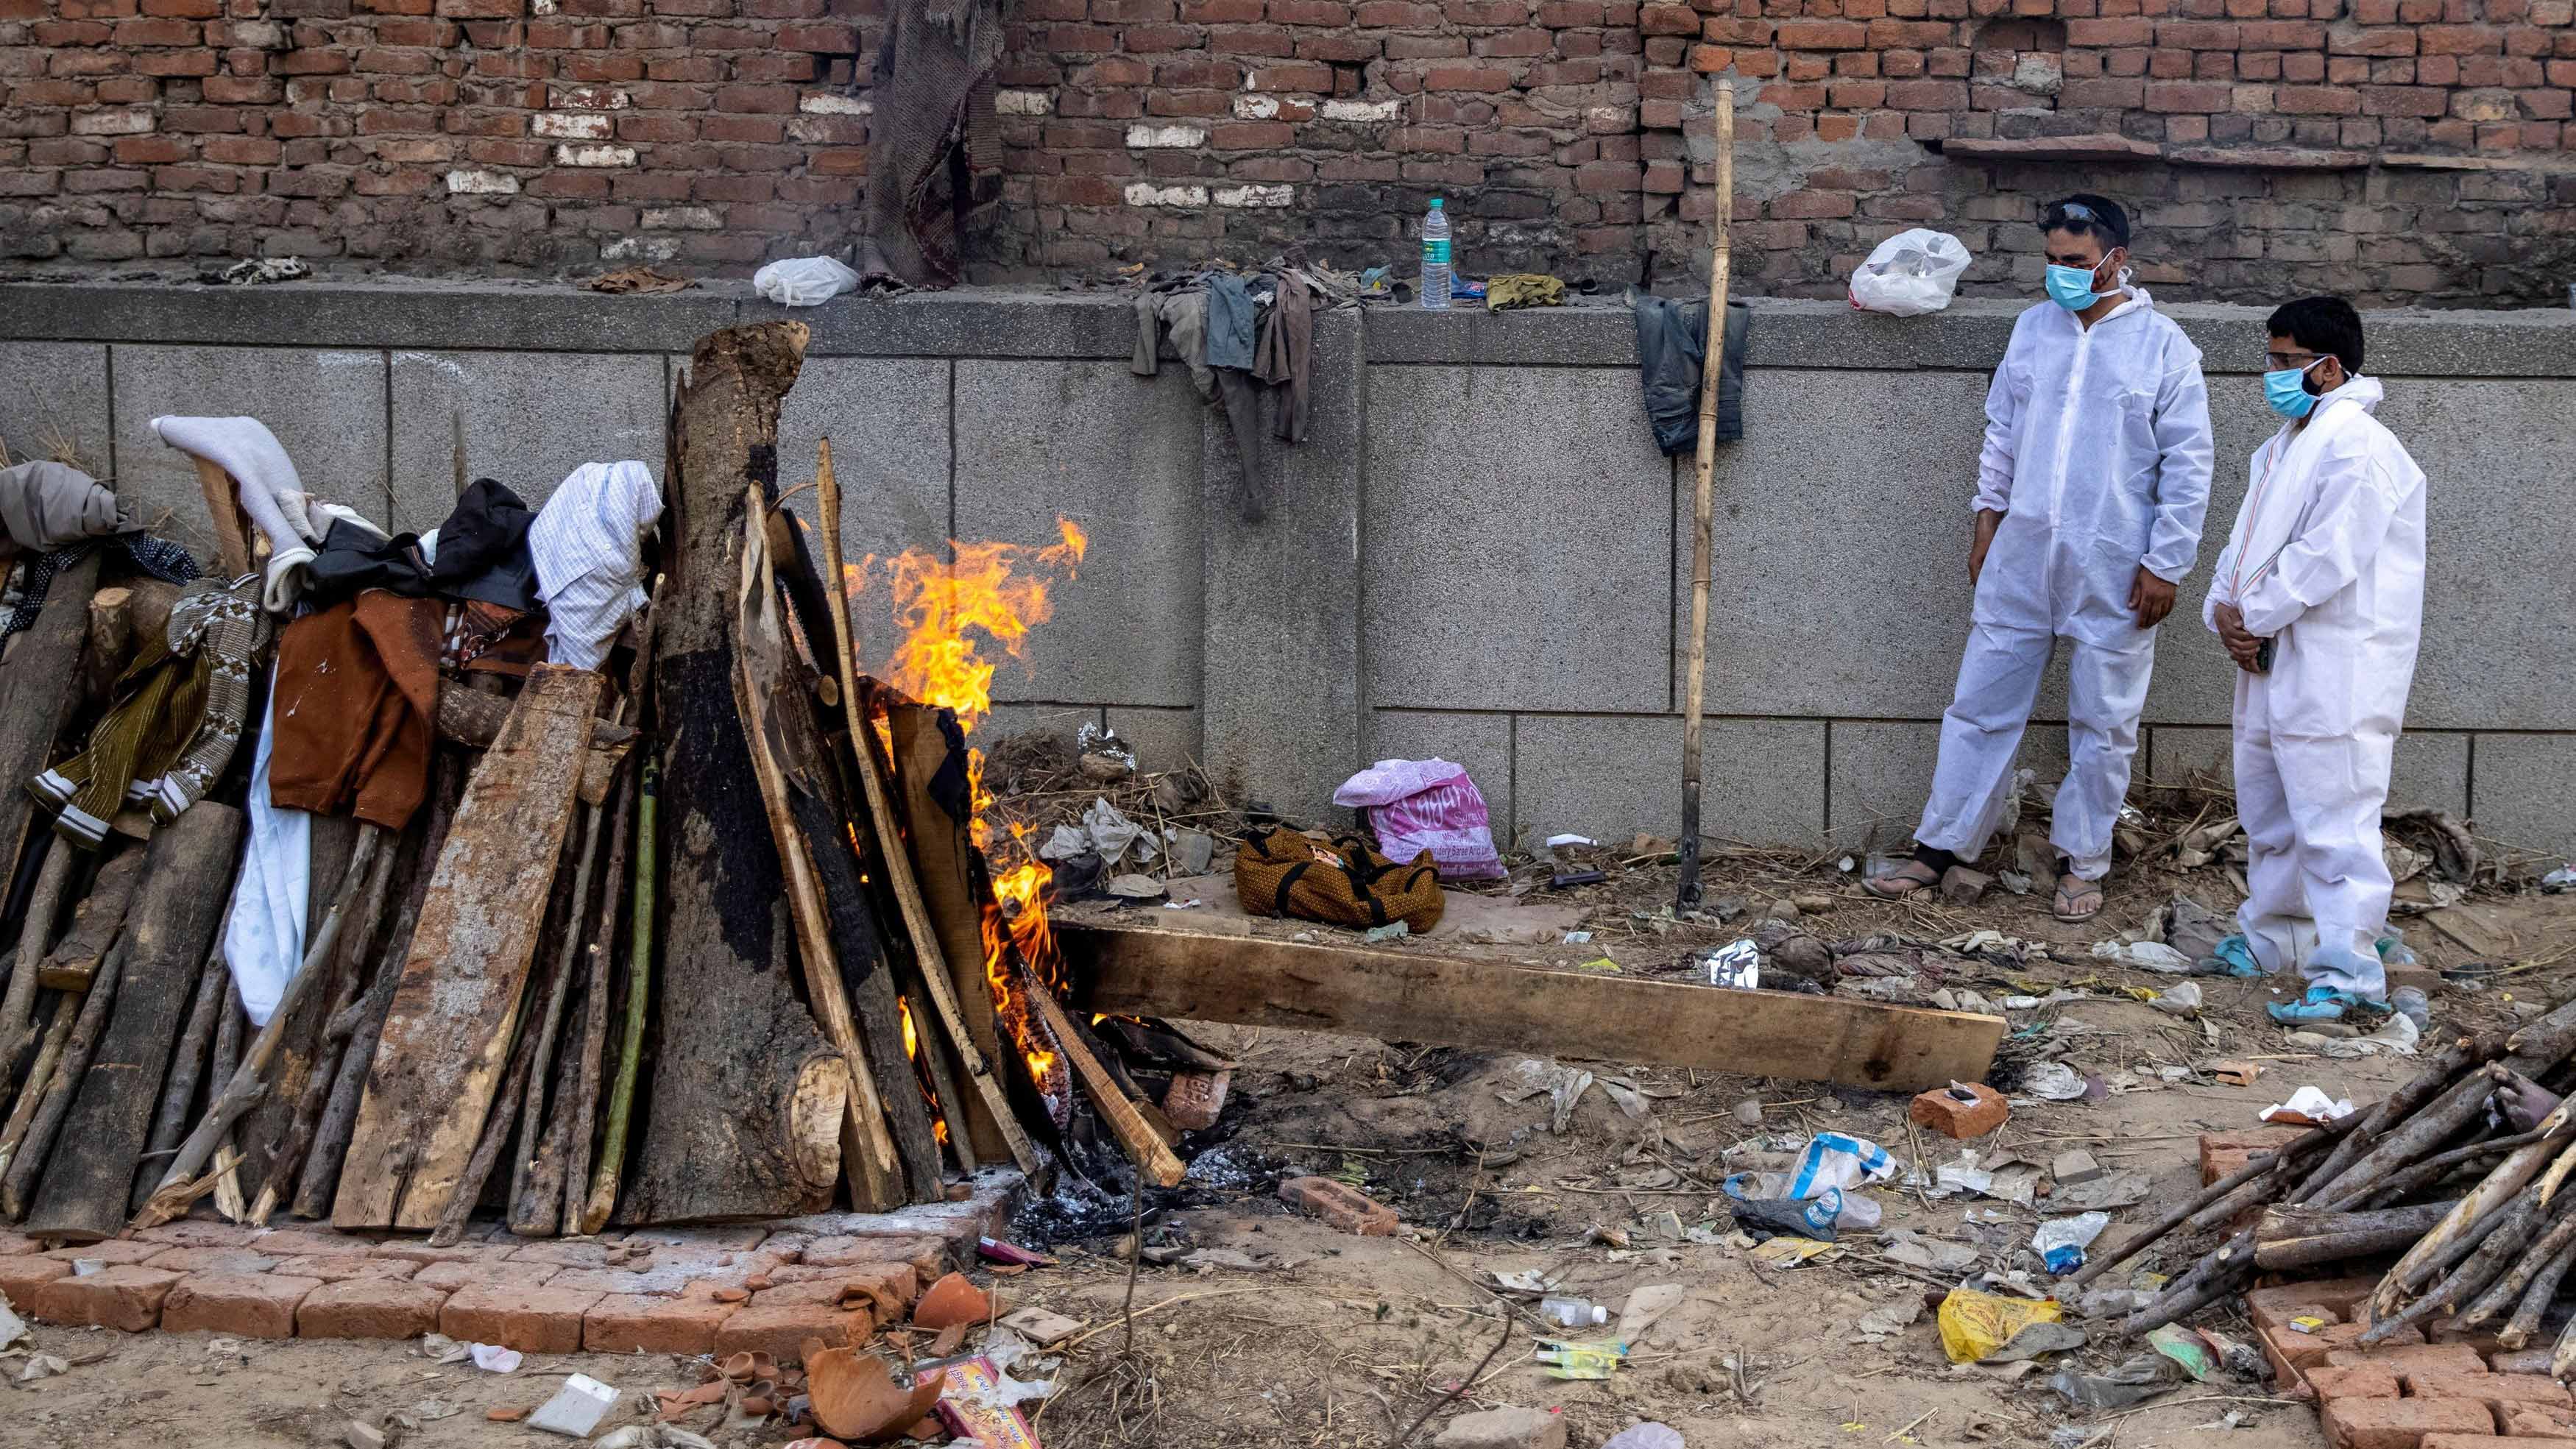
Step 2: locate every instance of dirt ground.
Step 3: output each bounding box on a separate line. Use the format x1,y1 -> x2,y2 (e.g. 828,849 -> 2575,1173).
7,840 -> 2575,1449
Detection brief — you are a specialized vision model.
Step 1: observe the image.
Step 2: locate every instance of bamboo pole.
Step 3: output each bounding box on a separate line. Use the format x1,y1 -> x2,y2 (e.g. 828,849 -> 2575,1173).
1673,81 -> 1735,912
579,759 -> 656,1236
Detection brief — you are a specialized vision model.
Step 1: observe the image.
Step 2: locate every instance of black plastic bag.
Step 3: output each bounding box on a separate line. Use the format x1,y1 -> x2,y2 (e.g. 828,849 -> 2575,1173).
1632,294 -> 1750,456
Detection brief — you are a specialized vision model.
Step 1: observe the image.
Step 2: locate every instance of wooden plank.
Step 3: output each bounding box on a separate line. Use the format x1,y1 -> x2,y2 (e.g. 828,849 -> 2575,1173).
0,552 -> 99,939
1061,924 -> 2006,1093
26,803 -> 244,1241
1027,986 -> 1183,1186
886,702 -> 1015,1165
331,665 -> 604,1230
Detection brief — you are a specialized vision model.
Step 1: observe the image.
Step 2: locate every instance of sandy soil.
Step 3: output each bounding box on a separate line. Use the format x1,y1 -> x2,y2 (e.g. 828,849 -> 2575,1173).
8,844 -> 2573,1449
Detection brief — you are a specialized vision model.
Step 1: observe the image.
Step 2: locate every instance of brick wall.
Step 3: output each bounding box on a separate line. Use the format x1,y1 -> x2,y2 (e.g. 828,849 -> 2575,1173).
4,0 -> 2574,301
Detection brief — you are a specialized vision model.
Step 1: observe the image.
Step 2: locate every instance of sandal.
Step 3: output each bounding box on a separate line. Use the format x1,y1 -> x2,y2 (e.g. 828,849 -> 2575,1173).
1864,860 -> 1941,901
2052,869 -> 2104,924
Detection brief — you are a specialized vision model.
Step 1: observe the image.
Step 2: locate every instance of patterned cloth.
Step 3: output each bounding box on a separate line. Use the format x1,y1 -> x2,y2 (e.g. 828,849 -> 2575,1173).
0,535 -> 200,642
528,461 -> 660,671
149,573 -> 272,822
29,623 -> 211,849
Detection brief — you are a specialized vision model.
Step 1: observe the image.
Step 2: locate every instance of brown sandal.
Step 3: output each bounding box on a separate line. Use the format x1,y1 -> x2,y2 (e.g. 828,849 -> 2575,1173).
2052,871 -> 2103,924
1864,860 -> 1941,901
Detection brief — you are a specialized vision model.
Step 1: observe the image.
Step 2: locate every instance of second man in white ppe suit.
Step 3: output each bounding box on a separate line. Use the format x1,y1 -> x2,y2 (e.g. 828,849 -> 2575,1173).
2203,296 -> 2427,1023
1866,194 -> 2215,921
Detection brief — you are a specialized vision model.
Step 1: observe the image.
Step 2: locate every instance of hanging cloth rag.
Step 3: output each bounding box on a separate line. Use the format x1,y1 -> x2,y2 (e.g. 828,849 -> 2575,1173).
851,0 -> 1005,286
303,519 -> 431,604
0,460 -> 133,553
224,677 -> 310,1027
0,535 -> 199,643
1132,283 -> 1214,398
266,589 -> 446,830
428,478 -> 542,611
1201,272 -> 1259,370
528,460 -> 662,671
149,573 -> 272,822
150,414 -> 324,612
1254,269 -> 1314,444
1631,294 -> 1752,456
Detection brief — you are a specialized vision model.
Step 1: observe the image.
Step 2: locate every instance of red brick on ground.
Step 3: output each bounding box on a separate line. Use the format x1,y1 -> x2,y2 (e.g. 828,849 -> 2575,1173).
0,1233 -> 38,1256
583,1294 -> 742,1356
2283,1321 -> 2425,1370
2416,1437 -> 2514,1449
414,1258 -> 561,1292
271,1255 -> 421,1283
253,1229 -> 377,1258
2251,1277 -> 2386,1325
2310,1365 -> 2403,1403
2491,1349 -> 2555,1376
712,1297 -> 865,1366
1277,1176 -> 1398,1235
0,1257 -> 69,1303
142,1247 -> 280,1276
1910,1083 -> 2008,1139
24,1266 -> 184,1331
162,1273 -> 322,1339
131,1219 -> 262,1249
440,1283 -> 604,1355
2497,1405 -> 2576,1438
2404,1372 -> 2572,1409
2201,1126 -> 2307,1185
45,1239 -> 163,1266
2324,1397 -> 2498,1449
298,1279 -> 450,1339
791,1235 -> 949,1275
2326,1343 -> 2492,1375
2251,1296 -> 2343,1334
369,1239 -> 498,1267
547,1264 -> 712,1299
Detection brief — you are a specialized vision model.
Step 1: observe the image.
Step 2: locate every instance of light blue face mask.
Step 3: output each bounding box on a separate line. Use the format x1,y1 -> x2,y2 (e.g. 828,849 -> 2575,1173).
2265,359 -> 2324,419
2045,262 -> 2105,311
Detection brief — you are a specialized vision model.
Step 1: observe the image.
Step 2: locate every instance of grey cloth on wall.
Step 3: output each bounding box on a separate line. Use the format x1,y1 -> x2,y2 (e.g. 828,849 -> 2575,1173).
0,460 -> 130,553
1133,288 -> 1214,399
1202,272 -> 1259,371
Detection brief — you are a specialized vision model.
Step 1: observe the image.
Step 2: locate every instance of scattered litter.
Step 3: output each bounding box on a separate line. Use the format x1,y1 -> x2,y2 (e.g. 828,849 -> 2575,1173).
2021,1063 -> 2087,1102
915,1272 -> 993,1331
582,266 -> 694,294
15,1353 -> 68,1382
212,256 -> 312,286
470,1343 -> 523,1373
1600,1426 -> 1685,1449
1563,931 -> 1592,945
1363,921 -> 1411,943
1732,1097 -> 1764,1127
525,1375 -> 618,1437
1854,1300 -> 1924,1344
2210,1060 -> 2264,1086
1847,228 -> 1973,317
2032,1212 -> 2109,1274
2052,1170 -> 2153,1212
1545,834 -> 1596,849
1540,1294 -> 1609,1328
345,1420 -> 387,1449
1999,871 -> 2032,896
420,1333 -> 471,1365
1937,1287 -> 2064,1364
809,1345 -> 949,1442
1490,1268 -> 1557,1294
1106,874 -> 1167,901
1980,1321 -> 2087,1363
2260,1085 -> 2356,1124
2048,1354 -> 2183,1411
997,1307 -> 1081,1347
2308,1011 -> 2421,1057
936,1355 -> 1042,1447
2152,982 -> 2203,1017
1497,1058 -> 1595,1133
2053,1149 -> 2102,1186
1881,1230 -> 1981,1275
1535,1338 -> 1627,1379
752,255 -> 861,306
1702,938 -> 1761,989
2091,940 -> 2193,972
2544,865 -> 2575,893
1749,1236 -> 1841,1267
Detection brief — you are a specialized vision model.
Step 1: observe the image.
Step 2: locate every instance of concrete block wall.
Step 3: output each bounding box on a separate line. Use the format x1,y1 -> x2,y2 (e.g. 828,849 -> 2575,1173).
4,279 -> 2572,858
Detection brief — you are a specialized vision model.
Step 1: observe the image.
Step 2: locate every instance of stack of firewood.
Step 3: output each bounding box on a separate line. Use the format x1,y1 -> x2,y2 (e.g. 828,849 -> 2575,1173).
2092,997 -> 2576,1367
0,322 -> 1206,1246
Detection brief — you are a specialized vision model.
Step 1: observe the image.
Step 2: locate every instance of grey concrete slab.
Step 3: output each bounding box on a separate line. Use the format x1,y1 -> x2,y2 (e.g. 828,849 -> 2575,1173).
1827,720 -> 1939,856
952,360 -> 1203,709
1362,710 -> 1515,849
107,344 -> 389,562
387,350 -> 665,533
1101,706 -> 1203,776
1512,714 -> 1826,849
2471,734 -> 2576,857
0,342 -> 112,486
787,294 -> 1139,360
977,703 -> 1103,758
1198,308 -> 1363,821
1366,365 -> 1673,714
0,280 -> 742,354
776,357 -> 953,672
1362,305 -> 1641,367
2151,724 -> 2469,818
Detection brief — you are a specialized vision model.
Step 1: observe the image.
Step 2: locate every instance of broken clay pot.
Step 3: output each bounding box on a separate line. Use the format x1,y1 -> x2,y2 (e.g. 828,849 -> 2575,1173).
911,1271 -> 992,1332
805,1347 -> 947,1443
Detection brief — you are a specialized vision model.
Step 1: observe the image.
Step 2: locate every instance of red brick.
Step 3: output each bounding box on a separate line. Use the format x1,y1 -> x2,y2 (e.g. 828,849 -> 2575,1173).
0,1257 -> 71,1303
2285,1321 -> 2427,1370
1278,1176 -> 1398,1235
162,1273 -> 322,1339
50,1239 -> 169,1266
713,1297 -> 866,1365
1639,2 -> 1696,31
2310,1365 -> 2402,1402
1423,65 -> 1512,91
24,1266 -> 183,1331
2325,1344 -> 2493,1375
2250,1297 -> 2341,1334
583,1294 -> 742,1355
369,1239 -> 499,1266
143,1247 -> 280,1275
1911,1083 -> 2008,1138
1777,17 -> 1867,46
2325,1399 -> 2500,1449
2416,1438 -> 2514,1449
440,1283 -> 604,1355
300,1279 -> 450,1339
2405,1372 -> 2572,1409
2198,1127 -> 2304,1183
270,1255 -> 422,1283
414,1258 -> 561,1292
2497,1406 -> 2576,1438
2251,1276 -> 2383,1324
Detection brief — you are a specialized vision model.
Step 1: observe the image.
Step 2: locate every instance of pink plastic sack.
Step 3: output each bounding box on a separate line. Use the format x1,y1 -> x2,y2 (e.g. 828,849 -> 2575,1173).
1333,758 -> 1506,881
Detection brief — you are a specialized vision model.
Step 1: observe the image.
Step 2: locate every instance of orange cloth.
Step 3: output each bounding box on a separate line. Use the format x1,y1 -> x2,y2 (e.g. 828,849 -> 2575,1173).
268,589 -> 445,829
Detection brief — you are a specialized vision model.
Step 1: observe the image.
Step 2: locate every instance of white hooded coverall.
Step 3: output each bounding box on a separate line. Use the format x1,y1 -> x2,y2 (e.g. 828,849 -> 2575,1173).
1917,289 -> 2215,879
2203,376 -> 2426,998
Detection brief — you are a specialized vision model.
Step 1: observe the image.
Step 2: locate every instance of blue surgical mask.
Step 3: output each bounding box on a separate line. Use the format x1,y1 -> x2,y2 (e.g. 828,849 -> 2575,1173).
2265,361 -> 2323,419
2045,263 -> 2103,311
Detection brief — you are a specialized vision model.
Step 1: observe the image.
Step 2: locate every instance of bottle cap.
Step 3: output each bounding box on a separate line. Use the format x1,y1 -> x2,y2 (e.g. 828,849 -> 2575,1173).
1430,198 -> 1444,209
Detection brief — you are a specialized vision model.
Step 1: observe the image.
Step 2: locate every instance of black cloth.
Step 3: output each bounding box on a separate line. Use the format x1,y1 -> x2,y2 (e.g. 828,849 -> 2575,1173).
429,479 -> 540,612
305,519 -> 431,603
1633,294 -> 1751,456
0,536 -> 200,641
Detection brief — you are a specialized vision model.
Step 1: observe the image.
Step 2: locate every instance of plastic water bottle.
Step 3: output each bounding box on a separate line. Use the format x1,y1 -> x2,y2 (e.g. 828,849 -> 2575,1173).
1539,1294 -> 1607,1328
1418,197 -> 1450,310
2391,985 -> 2430,1032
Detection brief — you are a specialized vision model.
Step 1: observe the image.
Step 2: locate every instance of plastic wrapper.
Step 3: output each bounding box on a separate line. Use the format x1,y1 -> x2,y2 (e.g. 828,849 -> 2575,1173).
1936,1286 -> 2063,1364
752,255 -> 861,307
1332,757 -> 1505,881
1847,229 -> 1972,317
2033,1212 -> 2109,1275
1702,938 -> 1761,989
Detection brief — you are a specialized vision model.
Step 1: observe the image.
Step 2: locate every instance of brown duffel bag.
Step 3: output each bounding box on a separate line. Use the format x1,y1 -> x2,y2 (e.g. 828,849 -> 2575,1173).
1232,824 -> 1446,933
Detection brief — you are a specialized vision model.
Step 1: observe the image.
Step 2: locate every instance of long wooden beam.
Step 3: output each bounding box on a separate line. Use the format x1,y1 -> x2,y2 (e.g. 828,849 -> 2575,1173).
1060,924 -> 2004,1092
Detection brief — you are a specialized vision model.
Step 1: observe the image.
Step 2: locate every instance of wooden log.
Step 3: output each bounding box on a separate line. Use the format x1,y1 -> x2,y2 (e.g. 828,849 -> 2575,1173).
2295,1033 -> 2503,1203
1028,982 -> 1183,1187
132,922 -> 231,1216
2121,1226 -> 2257,1338
84,581 -> 181,704
731,500 -> 910,1210
507,782 -> 612,1234
246,839 -> 397,1227
531,758 -> 634,1236
297,755 -> 461,1220
2507,1230 -> 2576,1350
31,846 -> 141,993
210,982 -> 244,1221
0,552 -> 100,894
2455,1193 -> 2576,1331
2368,1183 -> 2551,1343
1,935 -> 127,1218
621,322 -> 855,1226
2067,1115 -> 2351,1289
885,698 -> 1038,1171
2355,1128 -> 2547,1210
0,998 -> 74,1179
2373,1119 -> 2572,1324
331,666 -> 604,1231
1061,922 -> 2009,1093
1094,1017 -> 1235,1074
131,828 -> 387,1229
190,456 -> 255,578
24,803 -> 244,1240
579,759 -> 655,1236
0,836 -> 79,1073
2507,999 -> 2576,1081
2314,1066 -> 2507,1208
2254,1200 -> 2458,1271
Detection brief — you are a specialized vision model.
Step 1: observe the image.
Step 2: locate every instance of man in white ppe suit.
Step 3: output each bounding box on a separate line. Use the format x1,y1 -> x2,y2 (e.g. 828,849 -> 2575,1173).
2202,296 -> 2426,1022
1866,194 -> 2214,922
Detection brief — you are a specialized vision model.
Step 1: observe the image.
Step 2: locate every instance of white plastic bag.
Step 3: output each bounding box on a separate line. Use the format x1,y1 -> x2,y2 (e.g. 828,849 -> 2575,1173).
752,255 -> 860,307
1847,228 -> 1972,317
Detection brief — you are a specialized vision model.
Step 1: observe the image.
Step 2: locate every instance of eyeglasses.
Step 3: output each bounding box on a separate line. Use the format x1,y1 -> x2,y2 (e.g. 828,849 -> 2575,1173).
2265,350 -> 2324,370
